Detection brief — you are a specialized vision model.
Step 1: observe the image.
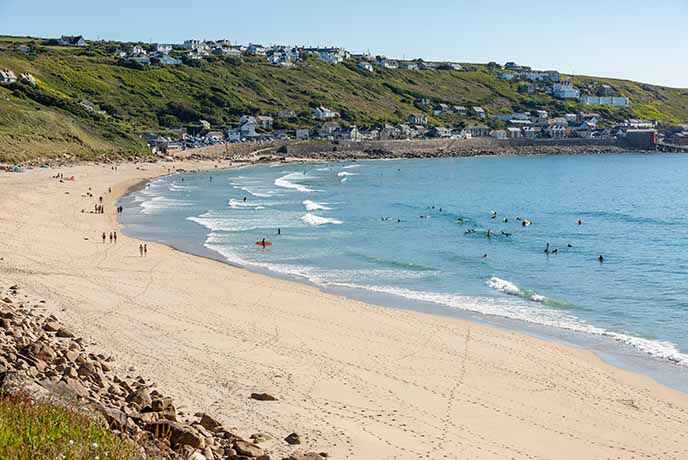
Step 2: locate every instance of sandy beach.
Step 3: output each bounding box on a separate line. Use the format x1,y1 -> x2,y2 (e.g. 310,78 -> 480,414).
1,161 -> 687,460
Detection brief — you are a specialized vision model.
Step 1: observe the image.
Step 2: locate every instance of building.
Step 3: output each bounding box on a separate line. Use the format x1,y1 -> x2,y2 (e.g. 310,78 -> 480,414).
498,73 -> 515,81
506,127 -> 523,139
277,110 -> 297,120
16,44 -> 31,53
318,48 -> 348,64
429,126 -> 452,138
464,125 -> 490,138
406,114 -> 428,125
247,44 -> 267,56
19,72 -> 37,85
156,44 -> 173,54
544,124 -> 567,139
472,107 -> 486,119
357,62 -> 374,72
339,125 -> 363,141
399,62 -> 419,70
490,129 -> 507,139
454,106 -> 468,116
312,106 -> 340,120
376,59 -> 399,69
0,69 -> 17,84
433,104 -> 452,116
318,122 -> 341,139
183,40 -> 208,51
623,129 -> 657,149
58,35 -> 87,47
295,129 -> 311,140
130,45 -> 147,56
579,96 -> 629,107
552,81 -> 581,99
256,116 -> 274,130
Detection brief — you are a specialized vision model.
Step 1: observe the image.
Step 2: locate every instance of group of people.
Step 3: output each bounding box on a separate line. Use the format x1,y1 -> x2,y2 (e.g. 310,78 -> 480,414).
102,231 -> 117,244
138,243 -> 148,257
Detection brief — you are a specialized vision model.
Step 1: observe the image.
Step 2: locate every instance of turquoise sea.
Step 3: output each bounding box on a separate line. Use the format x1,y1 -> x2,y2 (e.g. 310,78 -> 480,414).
120,154 -> 688,390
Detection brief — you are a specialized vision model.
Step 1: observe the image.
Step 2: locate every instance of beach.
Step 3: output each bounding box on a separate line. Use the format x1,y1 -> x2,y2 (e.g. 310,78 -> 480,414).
1,161 -> 687,460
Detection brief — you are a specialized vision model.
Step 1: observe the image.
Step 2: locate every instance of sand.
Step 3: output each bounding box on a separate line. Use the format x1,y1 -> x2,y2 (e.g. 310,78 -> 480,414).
1,161 -> 687,460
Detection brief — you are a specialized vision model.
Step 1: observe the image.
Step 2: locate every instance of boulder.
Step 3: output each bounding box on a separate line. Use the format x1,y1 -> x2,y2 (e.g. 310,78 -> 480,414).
144,420 -> 205,449
250,432 -> 272,444
56,328 -> 75,338
285,433 -> 301,445
250,392 -> 277,401
20,341 -> 56,363
199,413 -> 222,432
126,387 -> 152,408
152,397 -> 177,421
42,320 -> 62,332
233,440 -> 265,458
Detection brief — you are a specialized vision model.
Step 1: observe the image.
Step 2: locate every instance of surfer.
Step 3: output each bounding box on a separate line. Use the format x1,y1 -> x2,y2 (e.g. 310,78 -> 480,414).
503,217 -> 508,223
277,228 -> 281,236
598,255 -> 605,263
577,219 -> 583,225
243,197 -> 247,202
544,243 -> 550,254
500,231 -> 511,237
487,229 -> 492,239
261,238 -> 266,247
457,218 -> 464,224
482,254 -> 488,258
491,211 -> 497,219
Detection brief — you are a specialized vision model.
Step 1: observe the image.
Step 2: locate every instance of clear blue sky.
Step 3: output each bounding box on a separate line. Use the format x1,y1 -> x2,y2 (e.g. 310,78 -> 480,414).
1,0 -> 686,88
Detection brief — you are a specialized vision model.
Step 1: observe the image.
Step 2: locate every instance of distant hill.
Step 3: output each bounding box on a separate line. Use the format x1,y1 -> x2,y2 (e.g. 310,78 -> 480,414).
1,35 -> 686,163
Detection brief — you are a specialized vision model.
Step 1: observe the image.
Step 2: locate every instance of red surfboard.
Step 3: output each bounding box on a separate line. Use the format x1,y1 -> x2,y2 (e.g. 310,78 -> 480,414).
256,241 -> 272,247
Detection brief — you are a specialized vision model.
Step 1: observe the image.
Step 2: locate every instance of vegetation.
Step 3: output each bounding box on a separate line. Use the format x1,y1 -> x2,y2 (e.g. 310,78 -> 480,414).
1,35 -> 687,163
0,392 -> 142,460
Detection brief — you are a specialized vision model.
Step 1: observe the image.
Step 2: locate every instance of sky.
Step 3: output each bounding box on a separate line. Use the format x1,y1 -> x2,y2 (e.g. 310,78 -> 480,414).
1,0 -> 686,88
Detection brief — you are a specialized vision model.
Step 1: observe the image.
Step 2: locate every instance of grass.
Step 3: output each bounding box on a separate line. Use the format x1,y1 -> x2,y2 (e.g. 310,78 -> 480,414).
0,35 -> 687,162
0,393 -> 143,460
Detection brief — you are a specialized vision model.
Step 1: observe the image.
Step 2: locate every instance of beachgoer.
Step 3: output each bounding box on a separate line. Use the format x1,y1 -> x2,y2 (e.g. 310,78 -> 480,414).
243,197 -> 247,202
503,218 -> 508,223
114,232 -> 117,243
102,232 -> 106,244
139,244 -> 143,257
261,238 -> 266,248
577,219 -> 583,225
544,243 -> 550,254
598,255 -> 605,263
487,229 -> 492,239
277,228 -> 281,235
482,254 -> 488,258
144,244 -> 148,257
109,232 -> 113,243
567,243 -> 572,248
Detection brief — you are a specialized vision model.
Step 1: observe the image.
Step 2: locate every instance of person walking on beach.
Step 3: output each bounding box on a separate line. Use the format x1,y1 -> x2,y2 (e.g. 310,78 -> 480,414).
139,244 -> 144,257
109,232 -> 113,244
144,244 -> 148,257
113,231 -> 117,243
102,232 -> 106,244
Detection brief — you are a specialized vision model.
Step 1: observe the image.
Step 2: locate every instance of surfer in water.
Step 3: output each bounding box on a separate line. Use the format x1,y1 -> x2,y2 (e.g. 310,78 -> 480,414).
261,238 -> 266,247
277,228 -> 281,236
577,219 -> 583,225
598,255 -> 605,263
544,243 -> 550,254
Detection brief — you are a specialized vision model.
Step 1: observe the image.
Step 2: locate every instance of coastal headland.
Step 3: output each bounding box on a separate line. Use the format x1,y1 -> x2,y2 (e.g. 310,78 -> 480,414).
1,158 -> 687,460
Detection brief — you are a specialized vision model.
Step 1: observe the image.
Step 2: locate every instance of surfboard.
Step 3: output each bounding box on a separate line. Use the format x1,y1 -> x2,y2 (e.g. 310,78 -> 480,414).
256,241 -> 272,247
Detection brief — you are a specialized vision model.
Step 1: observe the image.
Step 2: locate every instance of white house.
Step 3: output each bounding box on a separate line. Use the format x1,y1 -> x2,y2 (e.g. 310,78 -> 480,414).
256,116 -> 274,130
58,35 -> 87,47
247,44 -> 267,56
19,72 -> 36,86
579,96 -> 629,107
506,127 -> 523,139
490,129 -> 507,140
183,40 -> 208,51
312,106 -> 340,120
318,48 -> 348,64
130,45 -> 147,56
406,113 -> 428,125
552,81 -> 581,99
0,69 -> 17,84
464,125 -> 490,137
472,107 -> 486,119
318,122 -> 341,138
399,62 -> 418,70
156,44 -> 173,54
357,62 -> 374,72
296,129 -> 311,140
544,124 -> 567,138
376,59 -> 399,69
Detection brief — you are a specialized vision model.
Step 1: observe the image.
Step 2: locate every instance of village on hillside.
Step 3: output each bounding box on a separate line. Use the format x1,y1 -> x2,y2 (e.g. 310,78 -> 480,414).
2,35 -> 687,154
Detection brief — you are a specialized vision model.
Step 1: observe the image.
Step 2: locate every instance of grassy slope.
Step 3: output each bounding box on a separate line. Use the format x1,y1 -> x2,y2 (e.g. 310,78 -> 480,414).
1,36 -> 687,163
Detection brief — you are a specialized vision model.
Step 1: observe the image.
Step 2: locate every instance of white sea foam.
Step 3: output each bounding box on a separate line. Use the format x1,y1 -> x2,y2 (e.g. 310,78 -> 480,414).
342,164 -> 360,169
301,213 -> 342,226
231,185 -> 276,198
275,172 -> 316,193
337,171 -> 358,177
228,199 -> 265,210
486,277 -> 556,305
303,200 -> 331,211
140,196 -> 193,215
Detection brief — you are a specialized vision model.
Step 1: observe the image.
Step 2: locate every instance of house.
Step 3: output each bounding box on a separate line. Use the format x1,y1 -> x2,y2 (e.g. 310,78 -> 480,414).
550,117 -> 569,126
213,47 -> 242,58
464,125 -> 490,137
155,55 -> 182,66
126,56 -> 151,66
447,63 -> 462,71
58,35 -> 87,47
544,124 -> 567,139
518,84 -> 536,95
379,124 -> 400,140
506,127 -> 523,139
156,44 -> 173,54
453,106 -> 468,116
312,106 -> 340,120
19,73 -> 36,86
318,48 -> 348,64
338,125 -> 363,141
599,84 -> 614,97
295,129 -> 311,140
256,116 -> 274,130
472,107 -> 486,119
112,48 -> 127,58
357,62 -> 374,72
579,96 -> 629,107
247,44 -> 267,56
573,122 -> 596,138
416,98 -> 431,106
226,129 -> 242,142
239,120 -> 257,137
16,44 -> 31,53
0,69 -> 17,84
130,45 -> 147,56
433,104 -> 452,116
564,113 -> 578,123
522,126 -> 539,139
183,40 -> 208,51
318,122 -> 341,139
406,114 -> 428,125
487,61 -> 502,70
498,73 -> 515,81
376,59 -> 399,69
429,126 -> 452,138
489,129 -> 507,140
552,81 -> 581,99
399,62 -> 418,70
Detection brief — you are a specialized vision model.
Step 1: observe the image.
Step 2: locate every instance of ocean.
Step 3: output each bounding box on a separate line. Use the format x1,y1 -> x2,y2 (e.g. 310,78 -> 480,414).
120,154 -> 688,390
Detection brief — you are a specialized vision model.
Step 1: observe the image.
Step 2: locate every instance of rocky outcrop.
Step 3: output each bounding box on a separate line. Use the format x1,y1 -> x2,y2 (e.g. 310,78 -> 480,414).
0,283 -> 327,460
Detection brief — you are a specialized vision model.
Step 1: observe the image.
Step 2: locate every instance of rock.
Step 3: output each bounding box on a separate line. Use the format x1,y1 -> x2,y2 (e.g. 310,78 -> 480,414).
98,406 -> 130,431
20,341 -> 56,363
126,387 -> 152,408
199,413 -> 222,432
233,440 -> 265,458
285,433 -> 301,445
152,397 -> 177,421
250,392 -> 277,401
77,361 -> 97,378
144,420 -> 205,449
186,452 -> 207,460
56,328 -> 75,338
132,411 -> 160,424
250,432 -> 272,444
42,320 -> 62,332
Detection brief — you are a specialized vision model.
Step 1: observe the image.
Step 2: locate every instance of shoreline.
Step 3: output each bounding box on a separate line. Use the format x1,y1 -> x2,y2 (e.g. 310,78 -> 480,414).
1,159 -> 687,459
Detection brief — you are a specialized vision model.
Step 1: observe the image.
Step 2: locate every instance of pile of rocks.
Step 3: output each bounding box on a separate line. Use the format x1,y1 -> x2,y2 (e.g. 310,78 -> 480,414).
0,285 -> 327,460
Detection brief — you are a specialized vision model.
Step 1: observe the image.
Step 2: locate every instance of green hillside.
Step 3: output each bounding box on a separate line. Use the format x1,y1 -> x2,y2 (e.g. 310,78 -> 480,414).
1,35 -> 687,163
